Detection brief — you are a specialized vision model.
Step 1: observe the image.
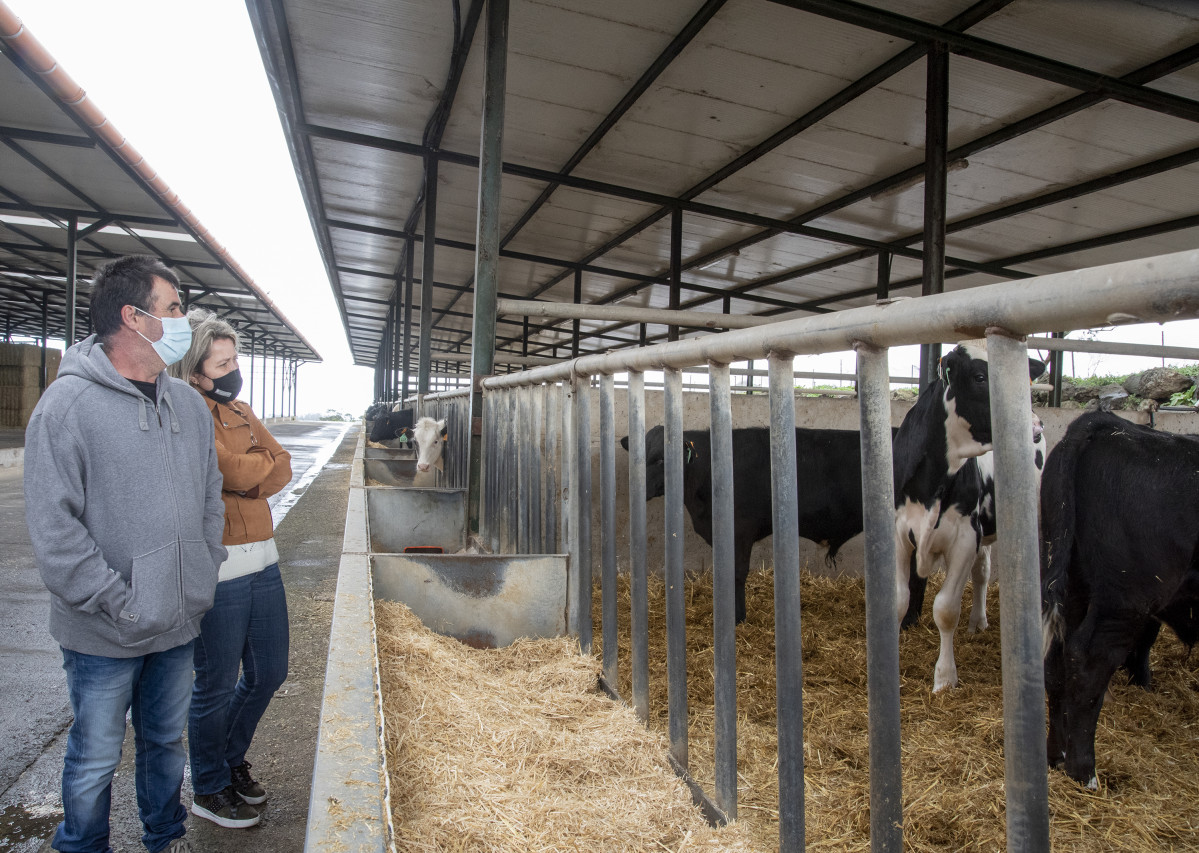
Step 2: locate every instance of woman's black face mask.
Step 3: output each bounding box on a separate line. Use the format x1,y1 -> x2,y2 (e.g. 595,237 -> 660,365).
204,367 -> 243,403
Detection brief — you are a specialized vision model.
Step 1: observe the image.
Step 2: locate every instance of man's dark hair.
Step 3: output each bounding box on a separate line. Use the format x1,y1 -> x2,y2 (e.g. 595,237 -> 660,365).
88,256 -> 181,341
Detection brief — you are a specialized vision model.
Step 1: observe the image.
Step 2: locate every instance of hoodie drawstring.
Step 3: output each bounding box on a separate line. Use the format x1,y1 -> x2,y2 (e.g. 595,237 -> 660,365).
137,395 -> 149,431
162,391 -> 181,434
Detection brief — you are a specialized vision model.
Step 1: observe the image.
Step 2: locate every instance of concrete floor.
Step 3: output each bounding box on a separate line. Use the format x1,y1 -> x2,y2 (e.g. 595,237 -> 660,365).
0,420 -> 359,852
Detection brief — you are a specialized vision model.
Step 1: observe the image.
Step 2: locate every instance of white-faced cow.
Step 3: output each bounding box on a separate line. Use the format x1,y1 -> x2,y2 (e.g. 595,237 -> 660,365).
893,343 -> 1045,692
621,425 -> 887,624
1041,411 -> 1199,789
369,405 -> 416,444
412,416 -> 448,473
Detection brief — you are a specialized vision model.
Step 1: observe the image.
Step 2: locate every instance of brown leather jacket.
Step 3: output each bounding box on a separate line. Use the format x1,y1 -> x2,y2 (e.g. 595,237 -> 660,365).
206,397 -> 292,546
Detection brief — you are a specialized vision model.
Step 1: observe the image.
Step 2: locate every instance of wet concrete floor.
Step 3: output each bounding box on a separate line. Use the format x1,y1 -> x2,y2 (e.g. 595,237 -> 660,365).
0,420 -> 358,852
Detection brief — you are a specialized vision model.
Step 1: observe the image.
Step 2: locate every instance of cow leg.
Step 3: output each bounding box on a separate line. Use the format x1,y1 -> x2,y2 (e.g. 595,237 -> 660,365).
1120,618 -> 1161,690
901,553 -> 926,630
967,545 -> 991,634
1061,613 -> 1138,788
733,537 -> 754,625
1044,634 -> 1068,770
931,538 -> 978,692
894,528 -> 914,627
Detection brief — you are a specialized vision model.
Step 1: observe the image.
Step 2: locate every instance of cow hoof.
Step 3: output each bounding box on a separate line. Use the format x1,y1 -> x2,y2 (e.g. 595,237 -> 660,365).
967,617 -> 987,634
1085,775 -> 1098,791
932,673 -> 958,693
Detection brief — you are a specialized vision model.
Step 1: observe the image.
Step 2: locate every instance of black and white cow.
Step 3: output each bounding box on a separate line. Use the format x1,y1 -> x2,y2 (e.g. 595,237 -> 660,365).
621,425 -> 884,624
1041,411 -> 1199,788
369,406 -> 416,444
893,343 -> 1045,692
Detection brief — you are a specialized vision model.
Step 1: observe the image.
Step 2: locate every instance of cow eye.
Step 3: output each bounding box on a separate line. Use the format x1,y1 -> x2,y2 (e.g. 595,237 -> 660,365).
974,372 -> 986,383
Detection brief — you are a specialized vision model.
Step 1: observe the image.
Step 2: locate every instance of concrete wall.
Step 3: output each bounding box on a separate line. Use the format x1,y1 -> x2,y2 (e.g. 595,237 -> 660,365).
564,389 -> 1197,581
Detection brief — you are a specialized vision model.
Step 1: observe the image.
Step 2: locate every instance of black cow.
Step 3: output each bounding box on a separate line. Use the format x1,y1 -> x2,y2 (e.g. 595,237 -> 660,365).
1041,411 -> 1199,788
893,343 -> 1045,691
621,424 -> 883,624
369,406 -> 415,443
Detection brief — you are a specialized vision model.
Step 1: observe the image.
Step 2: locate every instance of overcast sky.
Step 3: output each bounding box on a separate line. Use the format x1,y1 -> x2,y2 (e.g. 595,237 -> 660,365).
9,1 -> 1197,412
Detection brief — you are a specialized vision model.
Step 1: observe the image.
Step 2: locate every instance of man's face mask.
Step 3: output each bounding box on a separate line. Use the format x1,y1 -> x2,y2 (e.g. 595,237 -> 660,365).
133,306 -> 192,366
203,367 -> 243,403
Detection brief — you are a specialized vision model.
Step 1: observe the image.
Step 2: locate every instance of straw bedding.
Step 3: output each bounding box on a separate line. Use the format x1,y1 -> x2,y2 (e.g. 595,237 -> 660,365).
376,565 -> 1198,851
595,568 -> 1199,852
375,600 -> 756,852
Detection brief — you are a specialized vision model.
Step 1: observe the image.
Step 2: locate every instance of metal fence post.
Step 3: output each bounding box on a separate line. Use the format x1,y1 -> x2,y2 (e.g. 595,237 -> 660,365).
769,354 -> 804,852
987,330 -> 1051,853
664,367 -> 688,769
627,371 -> 650,723
599,374 -> 617,687
708,361 -> 737,820
573,373 -> 593,652
855,343 -> 903,853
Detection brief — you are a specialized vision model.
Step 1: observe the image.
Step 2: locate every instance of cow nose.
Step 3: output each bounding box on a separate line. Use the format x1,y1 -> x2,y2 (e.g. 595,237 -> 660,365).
417,462 -> 430,472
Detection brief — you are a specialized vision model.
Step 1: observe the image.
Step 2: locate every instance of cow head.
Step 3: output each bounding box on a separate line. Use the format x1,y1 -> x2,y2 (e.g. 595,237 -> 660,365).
936,344 -> 1045,470
619,424 -> 702,501
369,405 -> 415,443
412,416 -> 448,472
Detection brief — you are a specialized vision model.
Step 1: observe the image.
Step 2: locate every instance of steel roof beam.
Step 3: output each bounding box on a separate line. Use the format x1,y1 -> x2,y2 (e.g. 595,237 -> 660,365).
769,0 -> 1199,123
0,126 -> 95,148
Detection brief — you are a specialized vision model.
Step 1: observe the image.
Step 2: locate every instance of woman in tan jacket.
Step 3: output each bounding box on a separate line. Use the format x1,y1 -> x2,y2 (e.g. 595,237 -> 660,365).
169,309 -> 292,829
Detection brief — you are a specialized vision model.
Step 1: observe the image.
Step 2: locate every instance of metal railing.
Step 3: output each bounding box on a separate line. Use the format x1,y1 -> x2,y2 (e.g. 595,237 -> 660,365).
475,248 -> 1199,853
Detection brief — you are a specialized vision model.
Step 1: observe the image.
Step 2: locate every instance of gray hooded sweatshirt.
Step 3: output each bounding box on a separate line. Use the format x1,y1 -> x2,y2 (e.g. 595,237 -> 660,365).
24,335 -> 227,658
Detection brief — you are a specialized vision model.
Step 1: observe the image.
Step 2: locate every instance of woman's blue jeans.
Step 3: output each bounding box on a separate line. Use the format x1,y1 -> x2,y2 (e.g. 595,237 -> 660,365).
55,640 -> 194,853
188,562 -> 289,797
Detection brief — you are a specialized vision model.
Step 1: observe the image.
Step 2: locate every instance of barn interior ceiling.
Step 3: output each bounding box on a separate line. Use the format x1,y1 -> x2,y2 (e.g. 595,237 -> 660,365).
0,15 -> 319,363
246,0 -> 1199,376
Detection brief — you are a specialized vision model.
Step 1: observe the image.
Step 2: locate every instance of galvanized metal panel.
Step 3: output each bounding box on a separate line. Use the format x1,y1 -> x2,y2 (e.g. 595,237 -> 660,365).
371,553 -> 568,647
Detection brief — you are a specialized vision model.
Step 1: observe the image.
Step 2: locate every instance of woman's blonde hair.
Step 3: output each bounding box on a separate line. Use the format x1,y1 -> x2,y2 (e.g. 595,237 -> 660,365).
167,307 -> 241,384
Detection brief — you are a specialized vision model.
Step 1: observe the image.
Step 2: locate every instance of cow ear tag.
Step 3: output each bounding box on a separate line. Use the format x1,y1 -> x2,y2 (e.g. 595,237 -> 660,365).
685,441 -> 695,463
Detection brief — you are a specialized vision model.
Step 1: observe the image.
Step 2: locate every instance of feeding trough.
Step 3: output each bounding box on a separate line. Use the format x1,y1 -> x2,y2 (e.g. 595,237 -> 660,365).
307,431 -> 570,852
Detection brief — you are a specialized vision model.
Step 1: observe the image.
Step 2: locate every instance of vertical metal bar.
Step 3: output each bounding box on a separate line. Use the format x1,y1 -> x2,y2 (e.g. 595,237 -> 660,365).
1049,331 -> 1064,408
855,344 -> 903,853
402,238 -> 414,401
769,354 -> 804,852
544,383 -> 560,553
708,361 -> 737,819
530,383 -> 543,551
627,371 -> 649,723
65,216 -> 77,347
876,251 -> 892,302
599,373 -> 618,687
469,0 -> 507,539
669,207 -> 682,342
419,155 -> 438,395
507,391 -> 519,551
987,331 -> 1050,853
663,367 -> 688,768
272,349 -> 278,418
248,333 -> 255,411
920,42 -> 948,390
572,268 -> 582,358
562,382 -> 575,628
484,391 -> 497,552
39,295 -> 47,391
518,386 -> 532,553
574,373 -> 593,651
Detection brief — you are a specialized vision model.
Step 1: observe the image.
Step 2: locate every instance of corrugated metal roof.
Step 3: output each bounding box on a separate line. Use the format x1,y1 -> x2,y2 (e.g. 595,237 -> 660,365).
247,0 -> 1199,372
0,3 -> 320,362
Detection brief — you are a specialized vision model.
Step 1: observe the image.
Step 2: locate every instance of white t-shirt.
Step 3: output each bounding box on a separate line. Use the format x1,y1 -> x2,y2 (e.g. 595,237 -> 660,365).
218,538 -> 279,582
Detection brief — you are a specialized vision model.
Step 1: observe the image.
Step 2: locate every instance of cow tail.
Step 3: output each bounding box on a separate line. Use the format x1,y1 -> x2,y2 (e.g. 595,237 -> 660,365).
1040,414 -> 1108,657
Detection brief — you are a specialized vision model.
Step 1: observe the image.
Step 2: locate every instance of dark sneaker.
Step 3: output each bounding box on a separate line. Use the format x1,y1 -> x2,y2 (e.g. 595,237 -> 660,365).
191,786 -> 260,828
230,761 -> 268,805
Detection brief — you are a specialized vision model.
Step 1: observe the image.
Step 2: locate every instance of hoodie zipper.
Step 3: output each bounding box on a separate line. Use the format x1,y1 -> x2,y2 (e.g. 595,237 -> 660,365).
154,399 -> 187,623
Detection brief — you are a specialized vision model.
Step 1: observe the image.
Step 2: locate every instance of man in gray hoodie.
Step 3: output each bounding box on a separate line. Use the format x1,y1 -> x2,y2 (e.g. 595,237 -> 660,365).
25,255 -> 229,853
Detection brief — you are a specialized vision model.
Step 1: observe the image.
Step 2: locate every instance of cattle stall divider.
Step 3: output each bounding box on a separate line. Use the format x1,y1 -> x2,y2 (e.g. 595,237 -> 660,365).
477,248 -> 1199,853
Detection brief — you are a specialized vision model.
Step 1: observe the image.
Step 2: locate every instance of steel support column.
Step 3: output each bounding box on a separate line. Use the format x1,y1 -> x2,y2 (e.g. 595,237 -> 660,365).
65,216 -> 78,347
419,156 -> 439,395
626,370 -> 649,723
919,42 -> 948,389
403,238 -> 415,400
467,0 -> 508,536
663,367 -> 688,768
669,207 -> 682,342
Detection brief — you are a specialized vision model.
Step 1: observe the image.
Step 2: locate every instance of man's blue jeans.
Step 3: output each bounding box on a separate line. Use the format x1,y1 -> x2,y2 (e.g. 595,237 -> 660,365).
54,641 -> 194,853
189,562 -> 289,796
